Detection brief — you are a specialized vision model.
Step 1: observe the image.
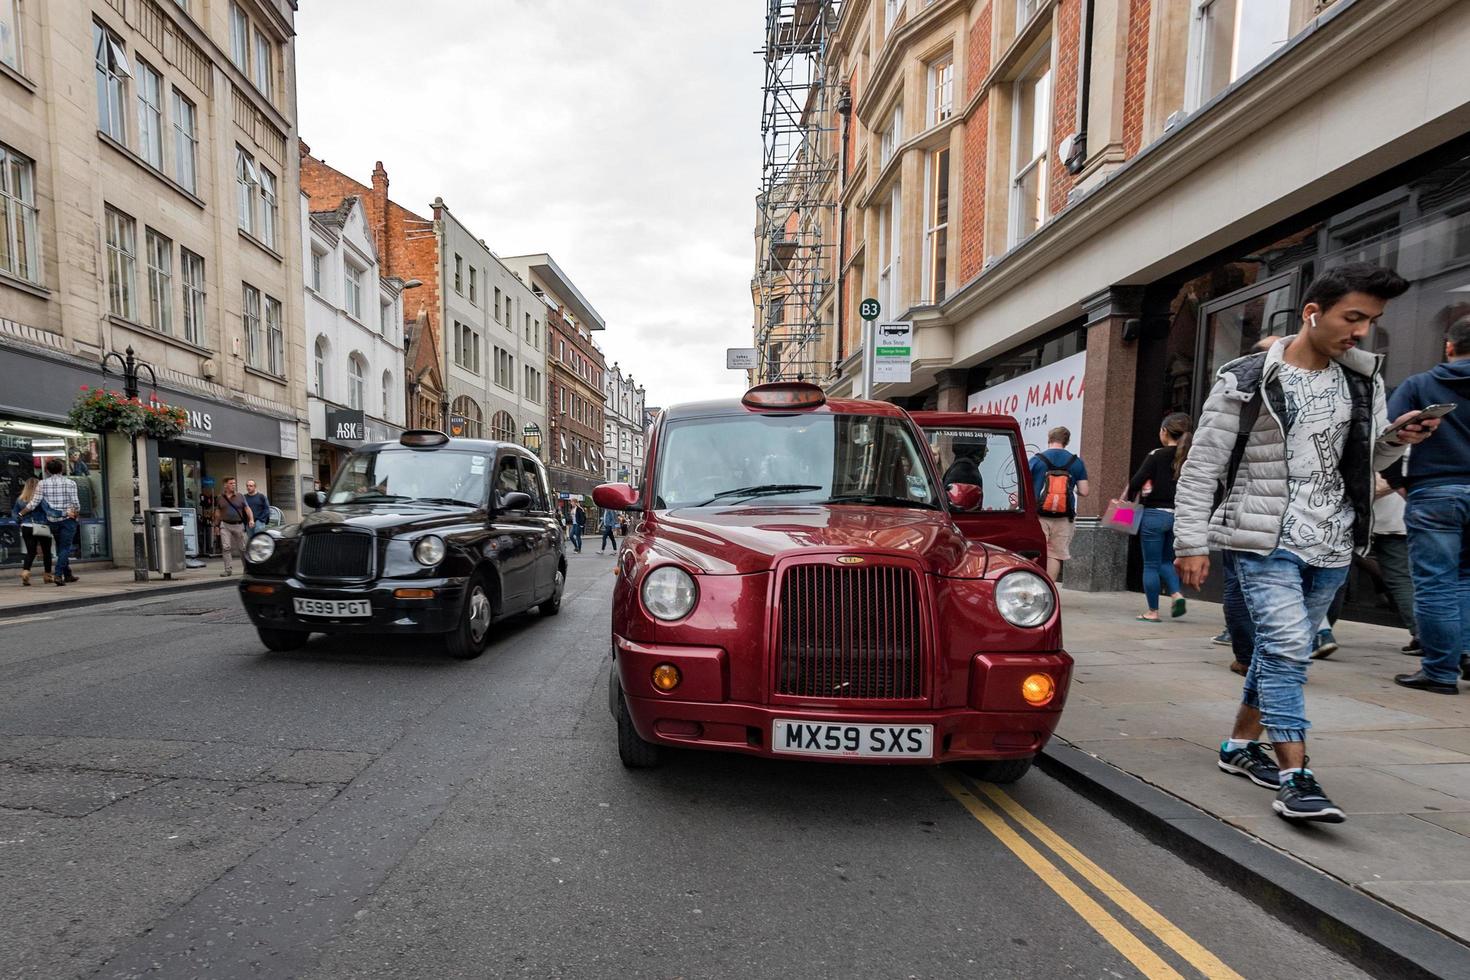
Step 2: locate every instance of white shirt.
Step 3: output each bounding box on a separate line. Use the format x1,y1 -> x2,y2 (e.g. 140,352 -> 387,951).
1277,360 -> 1354,568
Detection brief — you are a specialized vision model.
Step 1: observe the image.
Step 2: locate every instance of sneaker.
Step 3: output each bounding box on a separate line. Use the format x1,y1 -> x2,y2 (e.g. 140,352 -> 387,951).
1211,630 -> 1232,647
1218,741 -> 1280,789
1310,629 -> 1339,660
1273,770 -> 1345,823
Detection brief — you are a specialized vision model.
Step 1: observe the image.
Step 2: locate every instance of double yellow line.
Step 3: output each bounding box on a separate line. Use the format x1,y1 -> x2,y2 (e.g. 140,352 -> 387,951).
936,770 -> 1242,980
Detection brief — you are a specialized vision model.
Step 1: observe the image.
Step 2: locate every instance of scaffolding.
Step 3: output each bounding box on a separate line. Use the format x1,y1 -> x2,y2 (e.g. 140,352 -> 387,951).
753,0 -> 842,385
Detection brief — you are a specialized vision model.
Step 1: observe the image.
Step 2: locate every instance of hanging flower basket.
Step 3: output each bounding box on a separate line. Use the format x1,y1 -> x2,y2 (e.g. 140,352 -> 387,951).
142,400 -> 188,440
67,386 -> 148,436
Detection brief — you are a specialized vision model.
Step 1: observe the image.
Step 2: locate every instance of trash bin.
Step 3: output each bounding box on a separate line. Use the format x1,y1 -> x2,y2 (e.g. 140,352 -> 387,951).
144,508 -> 186,578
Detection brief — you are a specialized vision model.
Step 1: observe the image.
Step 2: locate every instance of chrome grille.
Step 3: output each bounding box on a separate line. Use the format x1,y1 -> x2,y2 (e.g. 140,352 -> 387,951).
296,529 -> 374,580
774,562 -> 925,701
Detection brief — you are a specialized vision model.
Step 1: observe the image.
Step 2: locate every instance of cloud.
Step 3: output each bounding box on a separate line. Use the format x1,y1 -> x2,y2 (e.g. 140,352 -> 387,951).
296,0 -> 763,406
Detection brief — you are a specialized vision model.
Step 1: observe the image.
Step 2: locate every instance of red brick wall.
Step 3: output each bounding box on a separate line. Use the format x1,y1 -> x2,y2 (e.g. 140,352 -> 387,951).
1121,0 -> 1151,156
957,3 -> 994,283
1048,0 -> 1083,213
966,3 -> 993,102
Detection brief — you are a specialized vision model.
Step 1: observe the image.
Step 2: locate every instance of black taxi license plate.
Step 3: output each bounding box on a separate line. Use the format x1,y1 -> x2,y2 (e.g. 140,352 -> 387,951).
771,720 -> 934,759
293,598 -> 371,618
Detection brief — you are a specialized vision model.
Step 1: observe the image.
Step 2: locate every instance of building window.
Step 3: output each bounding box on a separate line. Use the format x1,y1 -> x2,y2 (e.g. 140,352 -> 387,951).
228,3 -> 249,73
313,336 -> 327,397
878,184 -> 901,317
104,206 -> 137,320
94,23 -> 131,144
925,148 -> 950,302
242,283 -> 262,368
453,253 -> 462,293
491,410 -> 515,442
880,102 -> 902,165
253,28 -> 273,101
1,0 -> 21,72
468,266 -> 477,304
309,249 -> 323,291
145,229 -> 173,335
1009,49 -> 1051,247
1187,0 -> 1293,110
0,144 -> 40,284
381,371 -> 393,419
533,320 -> 541,349
493,286 -> 502,321
257,166 -> 278,248
264,294 -> 283,375
235,146 -> 257,235
451,396 -> 482,438
172,89 -> 198,193
347,354 -> 365,410
181,249 -> 205,346
1017,0 -> 1041,28
135,60 -> 164,169
344,264 -> 363,319
884,0 -> 902,32
929,55 -> 953,126
379,301 -> 392,336
453,321 -> 480,373
494,347 -> 514,391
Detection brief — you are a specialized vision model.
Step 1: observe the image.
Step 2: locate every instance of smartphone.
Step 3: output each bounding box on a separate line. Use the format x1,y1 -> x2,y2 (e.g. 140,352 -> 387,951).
1384,402 -> 1457,437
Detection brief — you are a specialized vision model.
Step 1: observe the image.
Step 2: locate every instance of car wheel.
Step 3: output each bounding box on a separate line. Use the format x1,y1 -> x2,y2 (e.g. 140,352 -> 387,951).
445,577 -> 494,660
538,565 -> 565,617
616,692 -> 661,769
963,756 -> 1034,784
257,627 -> 307,652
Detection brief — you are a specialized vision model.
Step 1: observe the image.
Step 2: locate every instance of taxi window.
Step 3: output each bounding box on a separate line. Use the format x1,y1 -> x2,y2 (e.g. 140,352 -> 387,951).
494,455 -> 521,501
926,428 -> 1024,513
517,458 -> 549,511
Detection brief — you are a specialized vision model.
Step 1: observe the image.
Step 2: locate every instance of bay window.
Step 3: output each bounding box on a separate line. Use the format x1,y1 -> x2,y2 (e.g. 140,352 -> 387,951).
925,149 -> 950,302
1186,0 -> 1293,110
1009,50 -> 1051,247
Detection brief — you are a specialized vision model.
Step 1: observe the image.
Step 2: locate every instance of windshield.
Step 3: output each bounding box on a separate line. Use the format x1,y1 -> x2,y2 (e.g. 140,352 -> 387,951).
924,427 -> 1024,513
328,448 -> 489,507
652,413 -> 939,510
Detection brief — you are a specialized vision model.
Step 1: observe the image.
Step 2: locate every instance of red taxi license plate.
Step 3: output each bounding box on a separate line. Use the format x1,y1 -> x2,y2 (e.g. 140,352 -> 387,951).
771,720 -> 934,759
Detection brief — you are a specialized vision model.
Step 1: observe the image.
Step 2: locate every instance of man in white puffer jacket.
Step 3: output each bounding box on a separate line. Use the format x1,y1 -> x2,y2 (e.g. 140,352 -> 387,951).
1173,263 -> 1440,824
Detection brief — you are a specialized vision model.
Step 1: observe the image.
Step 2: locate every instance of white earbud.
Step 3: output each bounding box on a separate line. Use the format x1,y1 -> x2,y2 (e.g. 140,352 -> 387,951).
1308,313 -> 1318,330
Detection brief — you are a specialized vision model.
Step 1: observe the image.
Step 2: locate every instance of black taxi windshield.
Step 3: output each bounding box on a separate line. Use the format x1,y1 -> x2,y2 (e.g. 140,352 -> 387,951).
328,448 -> 490,508
652,414 -> 939,510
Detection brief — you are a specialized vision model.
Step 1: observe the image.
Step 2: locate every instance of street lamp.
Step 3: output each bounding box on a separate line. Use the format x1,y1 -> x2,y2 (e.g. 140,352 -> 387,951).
101,346 -> 156,583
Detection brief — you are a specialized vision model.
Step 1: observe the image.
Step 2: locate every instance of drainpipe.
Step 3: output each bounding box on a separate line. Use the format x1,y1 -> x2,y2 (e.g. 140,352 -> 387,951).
1067,0 -> 1096,174
835,85 -> 853,372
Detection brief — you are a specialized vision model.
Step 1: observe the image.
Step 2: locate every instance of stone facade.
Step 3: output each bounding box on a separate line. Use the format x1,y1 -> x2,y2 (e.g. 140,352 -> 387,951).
603,363 -> 645,486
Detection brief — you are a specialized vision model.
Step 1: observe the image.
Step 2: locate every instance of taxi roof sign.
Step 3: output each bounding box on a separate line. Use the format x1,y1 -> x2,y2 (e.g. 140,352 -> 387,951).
741,381 -> 827,411
400,429 -> 450,447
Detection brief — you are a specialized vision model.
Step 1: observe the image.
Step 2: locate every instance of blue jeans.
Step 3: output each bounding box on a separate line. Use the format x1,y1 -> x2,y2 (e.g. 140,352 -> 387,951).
1405,485 -> 1470,685
1138,508 -> 1182,611
49,518 -> 78,579
1234,549 -> 1349,743
1222,550 -> 1255,666
569,525 -> 582,551
601,527 -> 616,550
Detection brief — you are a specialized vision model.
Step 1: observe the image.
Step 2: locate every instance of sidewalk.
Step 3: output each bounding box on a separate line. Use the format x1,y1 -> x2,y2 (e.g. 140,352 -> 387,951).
0,557 -> 237,617
1057,589 -> 1470,946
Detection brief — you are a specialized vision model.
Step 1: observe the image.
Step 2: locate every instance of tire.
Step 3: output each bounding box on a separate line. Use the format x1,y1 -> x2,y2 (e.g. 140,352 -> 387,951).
445,576 -> 494,660
963,756 -> 1034,784
538,564 -> 565,617
616,692 -> 662,769
257,627 -> 307,652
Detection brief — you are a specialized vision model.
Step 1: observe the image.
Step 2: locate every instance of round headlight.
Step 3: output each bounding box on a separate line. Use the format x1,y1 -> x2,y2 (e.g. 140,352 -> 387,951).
413,535 -> 446,566
995,570 -> 1055,628
641,566 -> 697,621
245,533 -> 275,564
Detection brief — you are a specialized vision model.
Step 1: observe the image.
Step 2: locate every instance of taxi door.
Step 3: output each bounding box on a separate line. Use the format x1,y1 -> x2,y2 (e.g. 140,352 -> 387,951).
909,412 -> 1046,566
516,456 -> 560,599
491,453 -> 539,611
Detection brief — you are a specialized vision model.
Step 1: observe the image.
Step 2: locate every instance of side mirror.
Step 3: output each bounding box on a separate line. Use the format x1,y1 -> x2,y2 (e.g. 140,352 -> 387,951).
593,482 -> 641,512
304,490 -> 326,511
498,490 -> 532,512
947,483 -> 982,511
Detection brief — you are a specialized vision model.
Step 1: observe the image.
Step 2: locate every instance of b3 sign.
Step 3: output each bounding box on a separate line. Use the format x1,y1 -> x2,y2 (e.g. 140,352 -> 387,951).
726,347 -> 758,370
873,322 -> 912,383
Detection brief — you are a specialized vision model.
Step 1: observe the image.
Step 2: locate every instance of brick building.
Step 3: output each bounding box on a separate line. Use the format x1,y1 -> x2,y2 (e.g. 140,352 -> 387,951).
756,0 -> 1470,612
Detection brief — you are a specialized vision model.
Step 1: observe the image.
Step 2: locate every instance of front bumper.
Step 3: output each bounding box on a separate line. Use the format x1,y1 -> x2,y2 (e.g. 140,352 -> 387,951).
238,575 -> 467,634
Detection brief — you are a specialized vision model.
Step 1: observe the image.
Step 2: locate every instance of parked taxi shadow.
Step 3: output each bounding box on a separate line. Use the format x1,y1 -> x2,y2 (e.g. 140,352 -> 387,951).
252,609 -> 549,666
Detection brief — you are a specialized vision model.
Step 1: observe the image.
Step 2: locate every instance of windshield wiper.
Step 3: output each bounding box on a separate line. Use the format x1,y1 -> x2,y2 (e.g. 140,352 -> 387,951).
348,492 -> 407,503
825,494 -> 940,510
417,497 -> 481,508
694,484 -> 822,507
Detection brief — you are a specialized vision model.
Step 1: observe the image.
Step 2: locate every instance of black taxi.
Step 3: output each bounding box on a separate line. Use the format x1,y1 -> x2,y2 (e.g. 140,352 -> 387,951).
238,430 -> 565,658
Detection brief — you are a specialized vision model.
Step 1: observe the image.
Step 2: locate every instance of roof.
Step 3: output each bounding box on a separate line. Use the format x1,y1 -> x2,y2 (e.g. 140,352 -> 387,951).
500,253 -> 606,331
660,396 -> 910,423
359,437 -> 536,456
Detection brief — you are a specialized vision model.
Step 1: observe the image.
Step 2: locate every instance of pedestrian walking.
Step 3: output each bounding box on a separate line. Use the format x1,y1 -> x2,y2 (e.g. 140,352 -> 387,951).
1174,263 -> 1438,822
569,502 -> 585,554
1388,314 -> 1470,694
11,477 -> 55,586
599,506 -> 618,552
242,480 -> 271,537
1124,412 -> 1192,622
1029,427 -> 1089,581
21,458 -> 81,586
214,477 -> 254,577
1371,468 -> 1419,653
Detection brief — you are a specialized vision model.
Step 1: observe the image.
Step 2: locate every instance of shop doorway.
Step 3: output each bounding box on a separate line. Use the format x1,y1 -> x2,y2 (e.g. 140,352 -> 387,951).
1191,271 -> 1298,417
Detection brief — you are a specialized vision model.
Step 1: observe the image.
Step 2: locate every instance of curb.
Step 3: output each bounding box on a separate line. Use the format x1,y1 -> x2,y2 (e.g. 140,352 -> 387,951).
0,577 -> 235,619
1038,742 -> 1470,980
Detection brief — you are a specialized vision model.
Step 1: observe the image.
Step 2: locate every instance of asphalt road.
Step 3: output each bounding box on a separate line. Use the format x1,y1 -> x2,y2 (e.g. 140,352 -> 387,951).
1,553 -> 1373,980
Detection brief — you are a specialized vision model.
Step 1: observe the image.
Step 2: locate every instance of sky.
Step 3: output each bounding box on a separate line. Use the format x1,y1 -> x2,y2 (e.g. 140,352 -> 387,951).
295,0 -> 764,409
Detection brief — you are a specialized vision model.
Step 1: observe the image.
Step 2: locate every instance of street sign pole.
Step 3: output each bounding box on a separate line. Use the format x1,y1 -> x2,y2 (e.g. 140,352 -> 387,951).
858,298 -> 881,400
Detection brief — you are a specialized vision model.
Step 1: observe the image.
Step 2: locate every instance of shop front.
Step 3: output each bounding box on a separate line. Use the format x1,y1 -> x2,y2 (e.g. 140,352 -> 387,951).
0,421 -> 108,568
308,401 -> 403,491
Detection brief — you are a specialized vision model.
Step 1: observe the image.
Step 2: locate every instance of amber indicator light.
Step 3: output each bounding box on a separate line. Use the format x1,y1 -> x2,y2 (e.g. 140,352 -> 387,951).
393,587 -> 436,599
1021,673 -> 1056,706
244,584 -> 276,595
651,663 -> 682,692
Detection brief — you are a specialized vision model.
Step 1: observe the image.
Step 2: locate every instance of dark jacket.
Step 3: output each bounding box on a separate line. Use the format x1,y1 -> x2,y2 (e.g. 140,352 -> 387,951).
1387,359 -> 1470,489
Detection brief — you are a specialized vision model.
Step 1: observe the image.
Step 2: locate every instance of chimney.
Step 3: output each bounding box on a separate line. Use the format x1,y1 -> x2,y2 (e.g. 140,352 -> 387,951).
371,161 -> 390,271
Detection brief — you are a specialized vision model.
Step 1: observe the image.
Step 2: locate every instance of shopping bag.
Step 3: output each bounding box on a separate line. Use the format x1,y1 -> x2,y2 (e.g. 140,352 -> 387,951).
1102,498 -> 1142,535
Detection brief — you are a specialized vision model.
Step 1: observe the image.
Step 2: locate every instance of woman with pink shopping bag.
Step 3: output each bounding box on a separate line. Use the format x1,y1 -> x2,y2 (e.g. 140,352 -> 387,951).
1121,413 -> 1194,622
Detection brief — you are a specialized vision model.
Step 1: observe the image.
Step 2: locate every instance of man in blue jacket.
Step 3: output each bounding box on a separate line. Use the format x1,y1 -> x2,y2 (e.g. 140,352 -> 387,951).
1391,315 -> 1470,694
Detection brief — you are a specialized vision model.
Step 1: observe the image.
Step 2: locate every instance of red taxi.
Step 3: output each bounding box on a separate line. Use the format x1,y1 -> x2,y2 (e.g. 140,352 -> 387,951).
593,383 -> 1071,782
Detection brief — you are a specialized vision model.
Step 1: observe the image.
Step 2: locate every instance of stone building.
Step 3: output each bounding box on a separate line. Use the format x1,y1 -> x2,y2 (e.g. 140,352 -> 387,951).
603,362 -> 645,486
0,0 -> 310,569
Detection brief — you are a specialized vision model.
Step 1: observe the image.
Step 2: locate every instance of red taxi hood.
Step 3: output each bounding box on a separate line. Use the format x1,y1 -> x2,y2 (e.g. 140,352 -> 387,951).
645,505 -> 991,577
